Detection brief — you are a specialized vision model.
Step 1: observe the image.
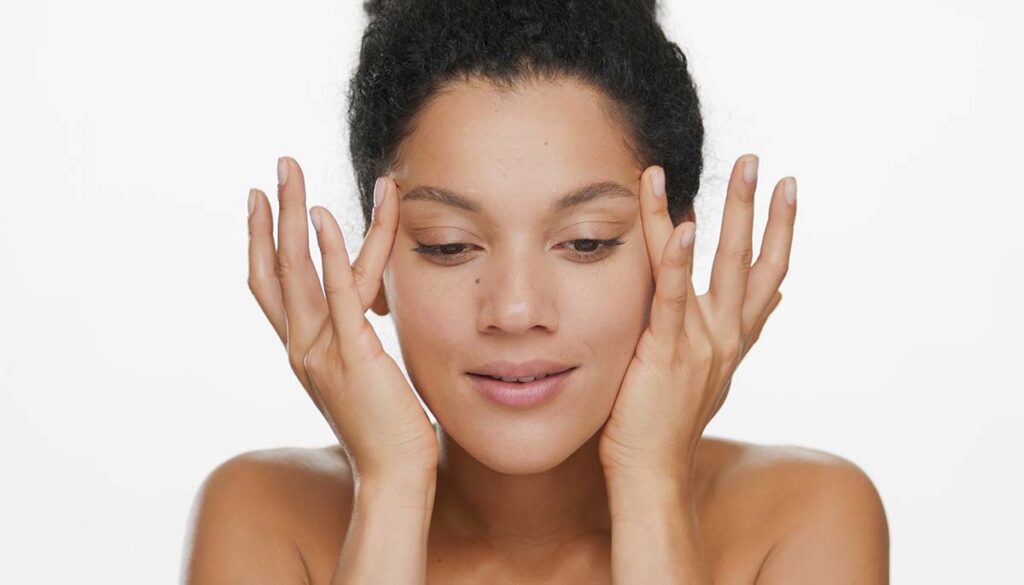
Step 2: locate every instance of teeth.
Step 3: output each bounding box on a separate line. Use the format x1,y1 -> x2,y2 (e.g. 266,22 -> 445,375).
489,372 -> 550,383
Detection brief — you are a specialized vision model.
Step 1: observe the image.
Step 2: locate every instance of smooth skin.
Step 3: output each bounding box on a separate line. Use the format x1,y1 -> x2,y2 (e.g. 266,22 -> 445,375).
182,96 -> 888,584
246,160 -> 439,485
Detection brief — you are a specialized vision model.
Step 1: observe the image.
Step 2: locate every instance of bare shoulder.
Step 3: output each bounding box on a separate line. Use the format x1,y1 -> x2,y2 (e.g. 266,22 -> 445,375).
696,436 -> 890,584
697,435 -> 888,521
699,435 -> 882,491
181,445 -> 355,585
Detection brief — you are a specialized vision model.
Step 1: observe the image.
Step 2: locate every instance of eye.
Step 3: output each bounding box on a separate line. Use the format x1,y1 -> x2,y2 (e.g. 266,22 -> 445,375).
557,238 -> 626,263
411,238 -> 625,265
410,242 -> 481,265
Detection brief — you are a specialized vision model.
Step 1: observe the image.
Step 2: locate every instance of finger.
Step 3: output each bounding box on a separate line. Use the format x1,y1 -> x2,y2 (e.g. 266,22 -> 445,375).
745,290 -> 782,354
275,157 -> 329,347
708,154 -> 758,334
683,235 -> 706,341
648,221 -> 703,346
309,206 -> 373,347
710,291 -> 782,423
743,177 -> 796,336
247,188 -> 287,345
304,316 -> 335,420
639,165 -> 675,284
709,381 -> 730,421
350,176 -> 398,312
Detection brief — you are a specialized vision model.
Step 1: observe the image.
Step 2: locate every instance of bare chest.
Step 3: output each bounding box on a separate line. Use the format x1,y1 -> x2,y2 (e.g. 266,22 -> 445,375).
300,497 -> 774,585
294,440 -> 784,584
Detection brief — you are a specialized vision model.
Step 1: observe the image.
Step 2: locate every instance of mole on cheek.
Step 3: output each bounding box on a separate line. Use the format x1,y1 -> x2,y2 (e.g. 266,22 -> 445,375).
475,278 -> 480,284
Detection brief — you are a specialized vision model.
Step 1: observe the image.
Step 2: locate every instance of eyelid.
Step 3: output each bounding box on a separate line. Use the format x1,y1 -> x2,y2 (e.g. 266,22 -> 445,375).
411,236 -> 626,265
413,233 -> 618,249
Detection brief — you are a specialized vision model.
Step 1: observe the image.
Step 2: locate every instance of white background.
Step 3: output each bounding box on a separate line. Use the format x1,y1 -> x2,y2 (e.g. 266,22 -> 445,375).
2,0 -> 1021,582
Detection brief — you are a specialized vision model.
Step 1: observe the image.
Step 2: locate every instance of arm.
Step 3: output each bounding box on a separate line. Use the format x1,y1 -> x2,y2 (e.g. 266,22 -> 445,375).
180,454 -> 312,585
244,159 -> 441,581
331,473 -> 437,585
181,453 -> 437,585
598,157 -> 797,582
606,470 -> 712,585
754,461 -> 890,584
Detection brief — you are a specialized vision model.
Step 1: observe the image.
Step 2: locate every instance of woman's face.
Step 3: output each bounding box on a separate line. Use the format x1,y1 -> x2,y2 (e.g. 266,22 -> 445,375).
379,77 -> 655,474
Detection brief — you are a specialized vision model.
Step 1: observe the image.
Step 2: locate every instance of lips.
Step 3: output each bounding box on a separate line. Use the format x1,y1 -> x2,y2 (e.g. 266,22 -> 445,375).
469,369 -> 573,383
467,359 -> 577,380
468,366 -> 576,408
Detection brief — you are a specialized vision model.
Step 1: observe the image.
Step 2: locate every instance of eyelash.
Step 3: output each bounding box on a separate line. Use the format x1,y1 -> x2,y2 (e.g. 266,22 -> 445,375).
411,238 -> 626,265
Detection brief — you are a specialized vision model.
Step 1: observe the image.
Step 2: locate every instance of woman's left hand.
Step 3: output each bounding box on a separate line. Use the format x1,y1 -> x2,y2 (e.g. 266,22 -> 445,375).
598,154 -> 797,482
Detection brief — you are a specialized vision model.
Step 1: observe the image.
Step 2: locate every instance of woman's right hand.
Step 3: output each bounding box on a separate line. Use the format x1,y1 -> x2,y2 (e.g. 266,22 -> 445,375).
246,156 -> 438,483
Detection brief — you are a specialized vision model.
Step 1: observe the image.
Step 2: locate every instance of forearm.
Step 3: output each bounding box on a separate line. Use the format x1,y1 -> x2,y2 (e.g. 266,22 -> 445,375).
606,471 -> 712,585
331,474 -> 437,585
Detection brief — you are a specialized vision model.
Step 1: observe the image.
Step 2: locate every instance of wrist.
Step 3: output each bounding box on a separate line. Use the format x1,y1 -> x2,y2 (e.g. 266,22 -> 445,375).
355,471 -> 437,512
605,468 -> 696,522
603,454 -> 697,487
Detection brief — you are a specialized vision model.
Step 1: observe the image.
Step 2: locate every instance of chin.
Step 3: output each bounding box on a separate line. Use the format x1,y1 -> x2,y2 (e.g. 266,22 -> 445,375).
435,405 -> 609,476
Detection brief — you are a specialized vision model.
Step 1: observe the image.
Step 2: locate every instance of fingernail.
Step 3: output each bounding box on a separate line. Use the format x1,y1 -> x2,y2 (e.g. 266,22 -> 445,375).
373,177 -> 385,208
744,155 -> 759,185
784,177 -> 797,205
310,208 -> 322,232
247,189 -> 256,217
652,167 -> 666,198
277,157 -> 289,187
679,223 -> 695,248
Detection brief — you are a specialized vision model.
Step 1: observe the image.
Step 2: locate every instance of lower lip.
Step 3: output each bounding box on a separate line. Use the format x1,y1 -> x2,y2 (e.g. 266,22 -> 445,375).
467,368 -> 576,408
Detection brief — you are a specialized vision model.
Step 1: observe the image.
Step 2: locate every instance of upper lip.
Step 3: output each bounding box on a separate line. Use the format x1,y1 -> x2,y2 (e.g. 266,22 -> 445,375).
467,360 -> 577,379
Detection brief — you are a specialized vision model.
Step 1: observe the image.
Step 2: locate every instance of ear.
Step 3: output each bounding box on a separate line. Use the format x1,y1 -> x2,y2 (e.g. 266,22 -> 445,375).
680,206 -> 696,225
369,284 -> 390,316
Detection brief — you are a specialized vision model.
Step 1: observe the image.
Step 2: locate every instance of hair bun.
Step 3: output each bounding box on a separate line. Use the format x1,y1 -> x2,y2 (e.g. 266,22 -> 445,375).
365,0 -> 655,22
363,0 -> 386,20
644,0 -> 660,20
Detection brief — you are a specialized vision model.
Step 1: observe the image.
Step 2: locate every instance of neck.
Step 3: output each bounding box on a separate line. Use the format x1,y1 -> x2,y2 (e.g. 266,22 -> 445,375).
430,423 -> 612,561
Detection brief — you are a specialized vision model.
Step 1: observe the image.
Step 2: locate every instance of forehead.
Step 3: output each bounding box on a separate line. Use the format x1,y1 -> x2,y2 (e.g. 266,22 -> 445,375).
391,77 -> 643,217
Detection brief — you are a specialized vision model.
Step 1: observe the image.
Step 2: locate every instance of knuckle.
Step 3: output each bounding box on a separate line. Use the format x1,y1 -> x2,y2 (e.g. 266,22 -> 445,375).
247,275 -> 276,298
246,276 -> 262,296
667,247 -> 690,269
732,246 -> 754,269
275,251 -> 295,279
301,350 -> 316,373
655,288 -> 689,311
719,339 -> 742,365
760,254 -> 789,279
775,258 -> 790,279
302,348 -> 327,376
322,278 -> 348,299
693,341 -> 715,365
289,349 -> 308,377
350,261 -> 369,287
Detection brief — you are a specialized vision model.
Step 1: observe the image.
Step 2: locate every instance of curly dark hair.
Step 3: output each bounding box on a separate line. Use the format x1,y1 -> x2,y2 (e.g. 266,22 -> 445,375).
347,0 -> 704,237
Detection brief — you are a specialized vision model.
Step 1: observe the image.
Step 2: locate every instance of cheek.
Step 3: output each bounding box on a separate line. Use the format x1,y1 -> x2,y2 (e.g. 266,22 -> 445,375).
387,255 -> 473,369
572,257 -> 652,362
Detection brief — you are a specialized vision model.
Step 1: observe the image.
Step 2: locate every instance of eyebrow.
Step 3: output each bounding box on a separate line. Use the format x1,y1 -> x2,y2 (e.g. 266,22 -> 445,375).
400,180 -> 636,214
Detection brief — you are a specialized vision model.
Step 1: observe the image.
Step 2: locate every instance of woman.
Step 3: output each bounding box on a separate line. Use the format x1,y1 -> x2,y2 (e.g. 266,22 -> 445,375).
182,0 -> 889,582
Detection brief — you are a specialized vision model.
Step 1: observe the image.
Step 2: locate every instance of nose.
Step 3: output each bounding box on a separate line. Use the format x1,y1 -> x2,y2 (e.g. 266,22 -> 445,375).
476,245 -> 558,335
